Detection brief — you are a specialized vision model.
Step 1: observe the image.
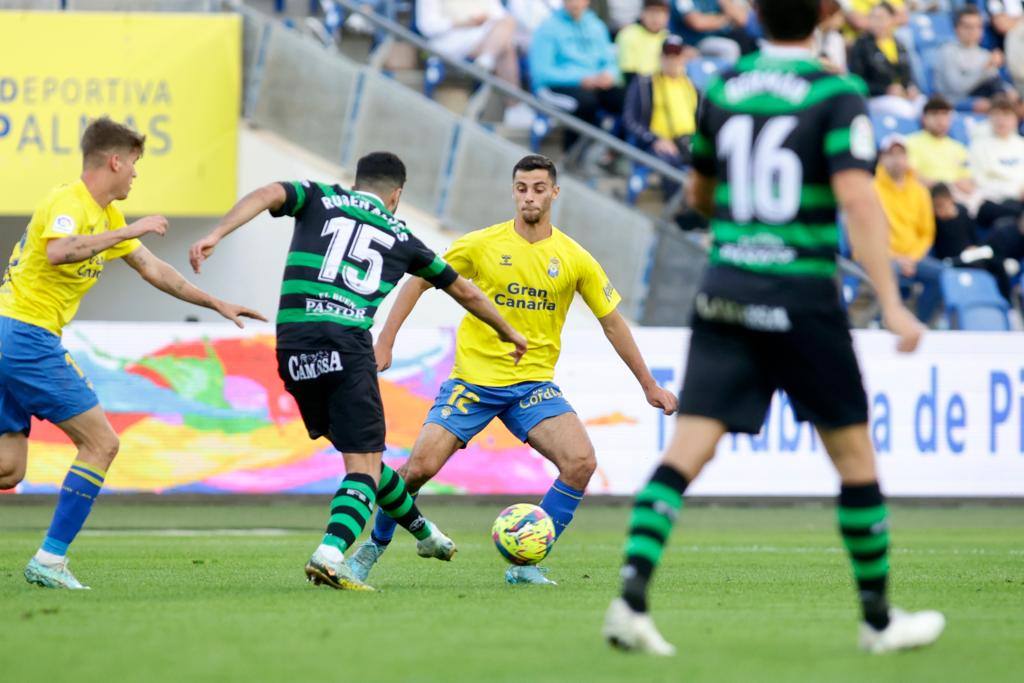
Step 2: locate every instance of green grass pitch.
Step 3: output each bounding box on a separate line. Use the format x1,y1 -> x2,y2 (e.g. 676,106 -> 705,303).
1,500 -> 1021,683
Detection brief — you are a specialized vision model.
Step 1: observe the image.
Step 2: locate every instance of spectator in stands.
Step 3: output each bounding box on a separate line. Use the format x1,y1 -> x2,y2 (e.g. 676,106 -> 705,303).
988,0 -> 1023,48
843,0 -> 909,39
932,183 -> 1021,300
1006,21 -> 1024,98
874,134 -> 946,323
906,96 -> 979,209
848,2 -> 923,119
935,6 -> 1018,113
813,1 -> 848,74
617,0 -> 672,81
529,0 -> 625,150
671,0 -> 758,63
623,36 -> 698,197
971,94 -> 1024,226
608,0 -> 645,31
508,0 -> 563,50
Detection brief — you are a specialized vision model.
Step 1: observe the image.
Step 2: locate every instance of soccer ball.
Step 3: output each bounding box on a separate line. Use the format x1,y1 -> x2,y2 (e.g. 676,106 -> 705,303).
491,503 -> 556,565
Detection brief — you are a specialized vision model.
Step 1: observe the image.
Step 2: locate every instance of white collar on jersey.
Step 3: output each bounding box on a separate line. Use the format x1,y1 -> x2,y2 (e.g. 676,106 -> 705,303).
759,42 -> 815,60
352,189 -> 387,209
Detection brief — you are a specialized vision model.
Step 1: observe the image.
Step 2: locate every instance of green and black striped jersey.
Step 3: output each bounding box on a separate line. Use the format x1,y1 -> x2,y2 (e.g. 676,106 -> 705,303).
691,46 -> 876,310
271,180 -> 458,351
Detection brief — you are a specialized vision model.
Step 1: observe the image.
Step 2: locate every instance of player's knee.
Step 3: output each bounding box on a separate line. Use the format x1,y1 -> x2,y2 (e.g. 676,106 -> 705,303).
85,433 -> 120,467
404,459 -> 439,491
561,447 -> 596,488
0,463 -> 25,489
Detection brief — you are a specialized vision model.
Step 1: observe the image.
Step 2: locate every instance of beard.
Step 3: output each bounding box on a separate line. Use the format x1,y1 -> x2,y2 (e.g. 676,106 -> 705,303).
521,207 -> 543,225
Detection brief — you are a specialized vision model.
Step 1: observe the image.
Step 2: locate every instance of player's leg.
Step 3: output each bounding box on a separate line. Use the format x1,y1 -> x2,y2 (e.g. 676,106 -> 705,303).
783,310 -> 943,653
0,432 -> 28,490
363,379 -> 499,550
366,423 -> 462,548
24,405 -> 117,590
606,317 -> 772,654
817,425 -> 945,653
525,412 -> 594,542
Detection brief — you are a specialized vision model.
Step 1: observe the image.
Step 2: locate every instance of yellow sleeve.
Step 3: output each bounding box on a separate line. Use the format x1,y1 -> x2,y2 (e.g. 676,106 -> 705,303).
102,206 -> 141,260
914,185 -> 936,261
576,249 -> 621,319
39,192 -> 89,241
442,233 -> 478,280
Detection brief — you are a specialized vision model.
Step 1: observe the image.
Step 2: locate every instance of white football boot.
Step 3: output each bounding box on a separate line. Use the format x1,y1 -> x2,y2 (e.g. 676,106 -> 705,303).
858,608 -> 946,654
603,598 -> 677,656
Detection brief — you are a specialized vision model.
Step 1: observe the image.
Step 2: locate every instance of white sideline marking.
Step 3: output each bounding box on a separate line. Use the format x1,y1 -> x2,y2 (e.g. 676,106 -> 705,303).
81,528 -> 299,537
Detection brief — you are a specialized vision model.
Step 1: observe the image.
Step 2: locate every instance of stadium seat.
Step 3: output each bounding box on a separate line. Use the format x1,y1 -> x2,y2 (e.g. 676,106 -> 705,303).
686,57 -> 730,92
870,111 -> 919,145
908,12 -> 955,53
941,268 -> 1011,330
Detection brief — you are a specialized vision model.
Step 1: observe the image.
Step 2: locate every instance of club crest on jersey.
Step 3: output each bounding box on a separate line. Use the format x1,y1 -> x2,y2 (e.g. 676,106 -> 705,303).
500,254 -> 513,266
440,406 -> 453,419
547,257 -> 560,278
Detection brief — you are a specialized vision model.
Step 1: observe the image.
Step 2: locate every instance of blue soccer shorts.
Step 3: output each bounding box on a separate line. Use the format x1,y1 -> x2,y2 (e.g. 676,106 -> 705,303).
0,316 -> 99,436
424,378 -> 575,446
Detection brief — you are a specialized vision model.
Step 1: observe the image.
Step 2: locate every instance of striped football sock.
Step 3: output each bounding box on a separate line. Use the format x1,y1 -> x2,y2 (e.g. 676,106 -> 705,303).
375,465 -> 430,541
838,482 -> 891,630
620,464 -> 688,613
38,460 -> 107,562
321,473 -> 377,553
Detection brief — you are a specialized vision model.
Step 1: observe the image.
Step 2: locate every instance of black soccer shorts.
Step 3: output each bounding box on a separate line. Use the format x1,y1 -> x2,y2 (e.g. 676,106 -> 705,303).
276,348 -> 385,453
678,307 -> 869,434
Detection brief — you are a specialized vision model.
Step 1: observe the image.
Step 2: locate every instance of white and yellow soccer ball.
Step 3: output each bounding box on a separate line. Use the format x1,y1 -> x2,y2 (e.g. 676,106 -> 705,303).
491,503 -> 556,565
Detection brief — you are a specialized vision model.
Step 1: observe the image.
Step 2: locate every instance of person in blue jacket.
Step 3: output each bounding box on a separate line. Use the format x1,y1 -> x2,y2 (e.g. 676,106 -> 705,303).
528,0 -> 626,149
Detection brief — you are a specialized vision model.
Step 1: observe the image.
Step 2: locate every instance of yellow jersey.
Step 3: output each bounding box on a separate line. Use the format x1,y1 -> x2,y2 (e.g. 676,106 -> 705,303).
0,180 -> 140,335
444,221 -> 621,387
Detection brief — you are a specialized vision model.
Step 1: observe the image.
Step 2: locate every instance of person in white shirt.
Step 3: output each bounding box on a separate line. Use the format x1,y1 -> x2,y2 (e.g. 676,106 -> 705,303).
416,0 -> 533,127
507,0 -> 564,49
970,95 -> 1024,226
988,0 -> 1023,44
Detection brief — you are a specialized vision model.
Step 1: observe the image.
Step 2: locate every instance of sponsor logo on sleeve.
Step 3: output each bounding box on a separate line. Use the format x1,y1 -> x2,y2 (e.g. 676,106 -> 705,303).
51,214 -> 76,235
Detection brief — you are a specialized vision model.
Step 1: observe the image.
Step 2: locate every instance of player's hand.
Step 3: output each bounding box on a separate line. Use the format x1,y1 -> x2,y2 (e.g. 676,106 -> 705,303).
882,304 -> 925,354
215,301 -> 268,329
375,341 -> 394,372
501,329 -> 528,365
644,384 -> 678,415
653,138 -> 680,158
125,215 -> 168,239
189,234 -> 221,274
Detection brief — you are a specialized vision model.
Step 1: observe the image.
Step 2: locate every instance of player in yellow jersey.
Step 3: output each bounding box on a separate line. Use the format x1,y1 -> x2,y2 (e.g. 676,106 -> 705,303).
350,155 -> 677,585
0,118 -> 265,589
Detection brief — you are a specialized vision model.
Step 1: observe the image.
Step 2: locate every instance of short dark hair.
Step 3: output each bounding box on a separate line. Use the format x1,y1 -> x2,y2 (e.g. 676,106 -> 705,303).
930,183 -> 953,200
875,1 -> 896,15
990,93 -> 1017,114
757,0 -> 820,42
955,5 -> 982,25
81,117 -> 145,167
512,155 -> 557,183
354,151 -> 407,191
923,95 -> 954,113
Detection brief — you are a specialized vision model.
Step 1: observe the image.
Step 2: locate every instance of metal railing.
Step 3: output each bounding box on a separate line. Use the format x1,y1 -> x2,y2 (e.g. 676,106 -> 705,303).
314,0 -> 691,189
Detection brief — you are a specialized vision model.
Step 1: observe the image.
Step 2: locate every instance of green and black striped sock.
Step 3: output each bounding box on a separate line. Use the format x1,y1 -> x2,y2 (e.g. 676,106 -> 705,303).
376,464 -> 430,541
838,482 -> 891,630
322,473 -> 377,553
620,464 -> 688,613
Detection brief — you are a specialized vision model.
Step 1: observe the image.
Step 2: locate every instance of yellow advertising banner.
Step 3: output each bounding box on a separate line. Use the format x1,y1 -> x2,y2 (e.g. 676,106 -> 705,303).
0,12 -> 240,216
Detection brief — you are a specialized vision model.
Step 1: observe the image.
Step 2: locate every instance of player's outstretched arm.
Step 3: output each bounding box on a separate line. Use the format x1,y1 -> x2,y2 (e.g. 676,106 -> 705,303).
443,276 -> 528,365
189,183 -> 287,274
833,169 -> 924,353
597,309 -> 677,415
46,215 -> 168,266
123,246 -> 268,328
374,276 -> 434,371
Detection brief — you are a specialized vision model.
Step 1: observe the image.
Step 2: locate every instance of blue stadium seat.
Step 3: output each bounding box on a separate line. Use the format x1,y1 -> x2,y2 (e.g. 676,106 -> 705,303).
941,268 -> 1011,330
686,58 -> 730,92
908,12 -> 955,52
870,112 -> 919,145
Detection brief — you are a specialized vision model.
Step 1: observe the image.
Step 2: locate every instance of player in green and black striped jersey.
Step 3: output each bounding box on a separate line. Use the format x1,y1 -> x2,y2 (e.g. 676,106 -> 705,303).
189,152 -> 527,591
606,0 -> 944,656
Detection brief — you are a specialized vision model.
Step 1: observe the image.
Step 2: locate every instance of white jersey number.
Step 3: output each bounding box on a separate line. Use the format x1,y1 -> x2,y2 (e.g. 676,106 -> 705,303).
319,217 -> 396,296
717,115 -> 802,224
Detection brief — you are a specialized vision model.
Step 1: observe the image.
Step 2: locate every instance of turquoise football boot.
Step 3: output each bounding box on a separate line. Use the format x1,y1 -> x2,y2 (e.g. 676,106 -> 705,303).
505,565 -> 557,586
24,557 -> 90,590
